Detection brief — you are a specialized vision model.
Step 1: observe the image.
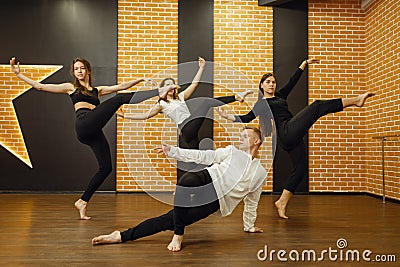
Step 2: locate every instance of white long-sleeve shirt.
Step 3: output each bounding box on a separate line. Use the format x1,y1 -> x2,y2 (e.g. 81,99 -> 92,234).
167,145 -> 267,232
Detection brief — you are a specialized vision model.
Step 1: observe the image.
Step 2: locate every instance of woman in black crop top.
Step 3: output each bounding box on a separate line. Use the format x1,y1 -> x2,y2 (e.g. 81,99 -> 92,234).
10,57 -> 169,220
218,59 -> 374,219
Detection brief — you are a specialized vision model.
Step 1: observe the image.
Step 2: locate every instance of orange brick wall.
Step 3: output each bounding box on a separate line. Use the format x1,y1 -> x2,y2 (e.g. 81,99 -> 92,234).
308,0 -> 399,201
116,0 -> 274,192
213,0 -> 274,191
308,0 -> 367,192
116,0 -> 178,192
115,0 -> 399,200
364,0 -> 400,201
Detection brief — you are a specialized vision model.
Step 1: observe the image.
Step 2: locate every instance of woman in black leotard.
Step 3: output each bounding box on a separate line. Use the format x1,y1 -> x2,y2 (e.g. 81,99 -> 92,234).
218,59 -> 374,219
10,57 -> 169,220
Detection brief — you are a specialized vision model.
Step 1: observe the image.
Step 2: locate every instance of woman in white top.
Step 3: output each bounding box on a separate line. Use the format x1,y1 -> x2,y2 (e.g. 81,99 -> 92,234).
118,57 -> 252,149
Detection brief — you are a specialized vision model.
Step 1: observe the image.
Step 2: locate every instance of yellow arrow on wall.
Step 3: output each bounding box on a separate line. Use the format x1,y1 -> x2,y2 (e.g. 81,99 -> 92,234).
0,64 -> 63,168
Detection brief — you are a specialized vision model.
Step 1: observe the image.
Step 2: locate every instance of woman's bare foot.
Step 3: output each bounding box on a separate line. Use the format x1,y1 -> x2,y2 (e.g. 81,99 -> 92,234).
274,200 -> 289,219
274,189 -> 292,219
355,92 -> 375,107
167,234 -> 183,252
236,90 -> 253,103
74,199 -> 91,220
92,230 -> 122,245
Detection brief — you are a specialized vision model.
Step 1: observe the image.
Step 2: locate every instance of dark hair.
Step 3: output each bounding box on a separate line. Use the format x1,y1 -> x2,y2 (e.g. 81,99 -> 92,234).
257,73 -> 276,138
71,58 -> 93,96
243,126 -> 263,145
160,78 -> 176,87
158,77 -> 178,102
258,73 -> 275,97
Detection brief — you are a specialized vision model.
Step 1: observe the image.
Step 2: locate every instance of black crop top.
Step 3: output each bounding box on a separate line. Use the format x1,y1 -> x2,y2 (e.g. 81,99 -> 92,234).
69,87 -> 100,106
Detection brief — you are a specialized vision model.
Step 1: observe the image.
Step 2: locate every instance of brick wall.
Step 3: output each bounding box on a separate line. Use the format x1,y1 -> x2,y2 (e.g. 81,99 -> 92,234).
115,0 -> 399,200
116,0 -> 274,192
364,0 -> 400,200
117,0 -> 178,192
308,0 -> 367,192
213,0 -> 274,191
308,0 -> 399,201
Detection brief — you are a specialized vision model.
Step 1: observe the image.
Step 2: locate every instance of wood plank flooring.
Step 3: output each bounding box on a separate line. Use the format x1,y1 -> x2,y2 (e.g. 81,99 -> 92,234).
0,194 -> 398,266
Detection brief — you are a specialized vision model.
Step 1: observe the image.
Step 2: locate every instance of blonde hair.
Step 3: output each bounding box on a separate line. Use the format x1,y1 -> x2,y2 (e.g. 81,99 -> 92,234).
243,126 -> 263,145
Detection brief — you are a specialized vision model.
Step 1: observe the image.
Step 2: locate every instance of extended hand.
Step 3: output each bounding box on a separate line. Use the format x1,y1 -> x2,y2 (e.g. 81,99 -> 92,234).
217,107 -> 227,118
198,57 -> 206,68
10,57 -> 20,75
144,78 -> 157,87
306,58 -> 319,65
154,144 -> 171,156
116,107 -> 125,118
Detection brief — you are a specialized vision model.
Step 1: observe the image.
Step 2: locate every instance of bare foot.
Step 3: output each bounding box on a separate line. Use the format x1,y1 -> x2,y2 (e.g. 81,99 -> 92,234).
274,200 -> 288,219
74,199 -> 91,220
92,230 -> 122,245
167,234 -> 183,252
236,90 -> 253,103
355,92 -> 375,107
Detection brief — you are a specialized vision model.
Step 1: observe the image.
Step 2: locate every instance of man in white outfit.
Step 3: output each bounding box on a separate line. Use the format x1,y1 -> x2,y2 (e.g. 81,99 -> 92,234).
92,126 -> 268,252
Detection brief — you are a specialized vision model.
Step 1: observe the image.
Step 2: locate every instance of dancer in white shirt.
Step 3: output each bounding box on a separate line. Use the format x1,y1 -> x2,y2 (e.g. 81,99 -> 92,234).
92,126 -> 267,252
117,57 -> 252,149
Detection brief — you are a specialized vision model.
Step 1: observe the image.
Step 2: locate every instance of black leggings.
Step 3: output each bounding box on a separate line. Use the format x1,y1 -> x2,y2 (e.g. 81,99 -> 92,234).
177,96 -> 236,179
75,89 -> 159,202
178,95 -> 236,148
278,99 -> 343,193
120,170 -> 220,241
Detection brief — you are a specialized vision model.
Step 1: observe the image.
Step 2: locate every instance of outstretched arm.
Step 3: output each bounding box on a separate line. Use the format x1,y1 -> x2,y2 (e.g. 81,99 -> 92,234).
217,99 -> 261,123
217,107 -> 236,122
117,104 -> 162,120
10,57 -> 73,94
97,78 -> 154,96
181,57 -> 206,100
277,58 -> 319,99
243,187 -> 263,233
300,58 -> 318,70
155,144 -> 231,165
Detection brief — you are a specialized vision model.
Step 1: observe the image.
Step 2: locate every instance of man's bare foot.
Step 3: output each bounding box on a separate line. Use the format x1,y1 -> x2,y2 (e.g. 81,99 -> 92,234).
274,200 -> 288,219
167,234 -> 183,252
92,231 -> 122,245
74,199 -> 91,220
356,92 -> 375,107
236,90 -> 253,103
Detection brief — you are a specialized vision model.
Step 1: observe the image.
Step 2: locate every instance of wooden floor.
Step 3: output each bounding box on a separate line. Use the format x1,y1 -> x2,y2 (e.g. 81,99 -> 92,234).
0,193 -> 398,266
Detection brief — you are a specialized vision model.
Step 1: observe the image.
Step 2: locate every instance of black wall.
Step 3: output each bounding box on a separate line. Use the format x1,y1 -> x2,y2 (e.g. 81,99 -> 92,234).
177,0 -> 214,177
271,0 -> 309,193
0,0 -> 117,191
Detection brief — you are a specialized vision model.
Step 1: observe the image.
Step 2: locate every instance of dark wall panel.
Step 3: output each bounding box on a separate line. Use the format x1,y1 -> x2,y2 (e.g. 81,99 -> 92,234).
177,0 -> 214,177
259,0 -> 296,6
178,0 -> 214,142
272,0 -> 309,193
178,0 -> 214,97
0,0 -> 117,191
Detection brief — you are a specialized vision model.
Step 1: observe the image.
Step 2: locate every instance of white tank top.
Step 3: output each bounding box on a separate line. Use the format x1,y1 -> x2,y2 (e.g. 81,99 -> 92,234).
158,92 -> 191,125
